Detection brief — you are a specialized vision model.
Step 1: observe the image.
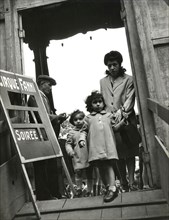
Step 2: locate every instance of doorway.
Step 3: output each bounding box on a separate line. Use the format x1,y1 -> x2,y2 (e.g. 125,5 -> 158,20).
20,0 -> 146,200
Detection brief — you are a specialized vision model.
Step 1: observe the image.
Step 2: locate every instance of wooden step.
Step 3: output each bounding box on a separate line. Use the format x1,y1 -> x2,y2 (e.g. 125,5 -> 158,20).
14,189 -> 169,220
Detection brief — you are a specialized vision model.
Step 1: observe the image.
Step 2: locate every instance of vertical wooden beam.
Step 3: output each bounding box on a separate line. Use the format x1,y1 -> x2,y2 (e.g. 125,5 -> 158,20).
32,43 -> 49,79
122,0 -> 160,187
0,0 -> 6,70
18,13 -> 25,75
4,0 -> 22,73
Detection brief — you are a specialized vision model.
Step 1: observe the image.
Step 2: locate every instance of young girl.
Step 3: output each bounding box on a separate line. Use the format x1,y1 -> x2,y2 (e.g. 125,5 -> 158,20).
65,110 -> 92,197
79,91 -> 119,202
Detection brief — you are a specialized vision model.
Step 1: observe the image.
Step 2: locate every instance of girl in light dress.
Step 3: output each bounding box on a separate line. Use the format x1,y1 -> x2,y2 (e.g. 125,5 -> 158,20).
79,91 -> 119,202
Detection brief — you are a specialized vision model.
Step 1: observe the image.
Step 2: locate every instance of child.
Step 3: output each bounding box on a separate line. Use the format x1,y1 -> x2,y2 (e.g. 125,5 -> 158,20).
79,91 -> 119,203
65,110 -> 92,197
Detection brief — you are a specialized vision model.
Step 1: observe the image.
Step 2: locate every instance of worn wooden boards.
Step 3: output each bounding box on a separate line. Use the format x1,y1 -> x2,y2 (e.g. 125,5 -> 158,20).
14,189 -> 169,220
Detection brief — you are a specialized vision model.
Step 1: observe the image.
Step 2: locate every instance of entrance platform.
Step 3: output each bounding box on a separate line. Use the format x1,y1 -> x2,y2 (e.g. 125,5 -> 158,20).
14,189 -> 169,220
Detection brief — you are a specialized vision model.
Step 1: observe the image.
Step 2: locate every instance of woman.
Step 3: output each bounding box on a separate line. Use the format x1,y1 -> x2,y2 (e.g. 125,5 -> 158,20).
100,51 -> 140,192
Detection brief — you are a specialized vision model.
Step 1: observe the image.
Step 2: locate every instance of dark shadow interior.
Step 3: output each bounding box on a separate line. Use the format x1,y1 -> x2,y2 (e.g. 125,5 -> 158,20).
22,0 -> 123,48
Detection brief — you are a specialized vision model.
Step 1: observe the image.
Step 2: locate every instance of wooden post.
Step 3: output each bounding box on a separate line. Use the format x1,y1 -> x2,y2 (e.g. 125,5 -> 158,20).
121,0 -> 159,187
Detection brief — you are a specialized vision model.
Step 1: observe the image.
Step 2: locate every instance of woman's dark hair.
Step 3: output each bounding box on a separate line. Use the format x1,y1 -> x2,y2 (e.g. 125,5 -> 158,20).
69,109 -> 85,125
104,50 -> 126,77
85,91 -> 106,113
104,51 -> 123,65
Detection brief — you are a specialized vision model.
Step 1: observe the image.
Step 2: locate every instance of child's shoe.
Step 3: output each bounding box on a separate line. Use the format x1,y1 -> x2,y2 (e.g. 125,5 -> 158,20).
103,189 -> 118,203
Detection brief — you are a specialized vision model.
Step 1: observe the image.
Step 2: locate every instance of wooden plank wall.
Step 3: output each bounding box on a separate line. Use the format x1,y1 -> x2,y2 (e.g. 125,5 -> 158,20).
123,0 -> 169,198
142,1 -> 169,202
123,0 -> 159,187
147,0 -> 169,152
123,0 -> 169,190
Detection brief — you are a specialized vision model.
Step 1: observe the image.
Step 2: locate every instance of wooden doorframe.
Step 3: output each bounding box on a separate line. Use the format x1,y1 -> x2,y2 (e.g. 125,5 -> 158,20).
17,0 -> 159,188
120,0 -> 160,187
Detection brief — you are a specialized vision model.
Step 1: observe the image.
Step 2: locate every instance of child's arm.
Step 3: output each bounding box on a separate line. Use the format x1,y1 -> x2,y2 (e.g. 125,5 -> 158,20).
65,132 -> 75,157
79,120 -> 88,148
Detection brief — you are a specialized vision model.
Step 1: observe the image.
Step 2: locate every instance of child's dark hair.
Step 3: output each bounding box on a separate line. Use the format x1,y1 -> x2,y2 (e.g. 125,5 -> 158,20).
85,91 -> 106,113
69,109 -> 85,125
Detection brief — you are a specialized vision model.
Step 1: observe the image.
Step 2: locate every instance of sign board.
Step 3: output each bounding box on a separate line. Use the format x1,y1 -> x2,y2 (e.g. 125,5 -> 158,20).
0,69 -> 62,163
0,69 -> 75,219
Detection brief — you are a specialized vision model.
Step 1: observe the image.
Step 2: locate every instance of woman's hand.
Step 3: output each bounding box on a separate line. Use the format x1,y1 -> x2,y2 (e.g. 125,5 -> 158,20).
114,109 -> 122,123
